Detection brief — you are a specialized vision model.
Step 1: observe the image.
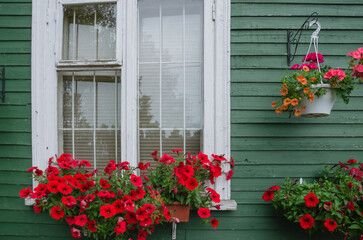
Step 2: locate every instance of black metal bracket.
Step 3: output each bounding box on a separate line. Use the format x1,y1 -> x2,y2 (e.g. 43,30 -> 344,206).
1,67 -> 4,103
287,12 -> 319,66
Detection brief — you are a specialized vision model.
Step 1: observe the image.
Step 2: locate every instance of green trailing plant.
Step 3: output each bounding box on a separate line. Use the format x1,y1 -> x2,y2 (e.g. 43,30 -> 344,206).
263,159 -> 363,239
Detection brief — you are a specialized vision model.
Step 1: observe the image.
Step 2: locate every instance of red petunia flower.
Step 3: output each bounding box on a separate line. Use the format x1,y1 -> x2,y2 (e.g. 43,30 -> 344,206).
19,187 -> 33,198
142,203 -> 156,214
130,174 -> 142,187
262,189 -> 274,202
71,228 -> 81,238
99,179 -> 111,189
33,202 -> 42,213
324,219 -> 338,232
139,217 -> 153,227
124,199 -> 135,212
114,220 -> 126,236
136,187 -> 146,200
182,165 -> 195,178
211,191 -> 221,203
163,208 -> 171,221
136,207 -> 148,221
299,214 -> 315,229
347,159 -> 357,164
269,186 -> 280,191
57,182 -> 73,195
85,194 -> 95,203
138,162 -> 151,170
79,160 -> 91,167
104,160 -> 116,174
226,170 -> 234,180
125,212 -> 138,224
347,201 -> 355,211
100,204 -> 117,218
74,214 -> 88,227
210,218 -> 218,229
47,180 -> 60,193
304,193 -> 319,207
50,206 -> 64,220
197,208 -> 211,218
112,199 -> 124,214
185,177 -> 199,191
87,220 -> 98,232
339,161 -> 349,170
150,150 -> 158,156
160,153 -> 175,165
172,149 -> 183,153
66,216 -> 75,225
62,196 -> 77,208
142,173 -> 150,182
27,166 -> 38,173
46,166 -> 60,176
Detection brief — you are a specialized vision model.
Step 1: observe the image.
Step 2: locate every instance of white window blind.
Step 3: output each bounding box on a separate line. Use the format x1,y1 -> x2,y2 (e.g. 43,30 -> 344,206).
138,0 -> 204,164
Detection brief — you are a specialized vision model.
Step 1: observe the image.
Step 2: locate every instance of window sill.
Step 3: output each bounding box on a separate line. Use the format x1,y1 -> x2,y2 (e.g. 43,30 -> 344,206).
25,198 -> 237,211
212,200 -> 237,211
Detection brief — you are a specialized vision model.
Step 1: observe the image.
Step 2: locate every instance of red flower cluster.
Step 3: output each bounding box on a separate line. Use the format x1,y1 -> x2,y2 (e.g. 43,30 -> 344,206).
299,214 -> 315,229
324,219 -> 338,232
262,185 -> 280,202
304,193 -> 319,207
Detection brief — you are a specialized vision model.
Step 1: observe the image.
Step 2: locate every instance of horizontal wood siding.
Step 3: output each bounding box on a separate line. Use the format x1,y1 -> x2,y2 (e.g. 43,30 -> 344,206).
230,1 -> 363,240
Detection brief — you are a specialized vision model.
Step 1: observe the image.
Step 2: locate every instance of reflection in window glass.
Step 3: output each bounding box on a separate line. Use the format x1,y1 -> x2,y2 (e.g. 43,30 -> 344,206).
138,0 -> 204,164
63,4 -> 116,60
58,71 -> 121,170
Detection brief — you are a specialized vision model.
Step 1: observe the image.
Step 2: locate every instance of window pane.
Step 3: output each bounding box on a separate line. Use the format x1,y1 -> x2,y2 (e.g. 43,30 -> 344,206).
138,0 -> 203,162
58,71 -> 121,170
63,4 -> 116,60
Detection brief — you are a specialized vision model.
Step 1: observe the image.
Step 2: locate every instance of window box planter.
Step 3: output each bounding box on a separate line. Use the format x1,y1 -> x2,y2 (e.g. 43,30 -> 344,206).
165,203 -> 191,222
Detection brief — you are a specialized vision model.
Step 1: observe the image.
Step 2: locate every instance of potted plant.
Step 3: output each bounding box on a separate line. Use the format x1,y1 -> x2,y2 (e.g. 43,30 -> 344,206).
20,154 -> 169,240
272,48 -> 363,118
262,159 -> 363,239
145,150 -> 234,226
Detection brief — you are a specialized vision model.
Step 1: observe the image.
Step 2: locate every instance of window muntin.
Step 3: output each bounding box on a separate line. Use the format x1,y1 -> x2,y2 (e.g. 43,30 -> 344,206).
58,70 -> 121,170
62,3 -> 117,61
138,0 -> 204,164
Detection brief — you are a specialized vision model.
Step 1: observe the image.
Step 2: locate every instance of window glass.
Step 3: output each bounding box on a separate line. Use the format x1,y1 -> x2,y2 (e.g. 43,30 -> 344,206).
138,0 -> 204,164
63,4 -> 116,60
58,71 -> 121,170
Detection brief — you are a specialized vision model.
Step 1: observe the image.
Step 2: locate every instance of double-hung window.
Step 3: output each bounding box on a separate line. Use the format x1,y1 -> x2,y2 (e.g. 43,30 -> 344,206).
32,0 -> 233,204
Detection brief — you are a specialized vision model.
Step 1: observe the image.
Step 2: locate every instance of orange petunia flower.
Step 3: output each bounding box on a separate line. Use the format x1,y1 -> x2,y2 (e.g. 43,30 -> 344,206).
272,101 -> 277,107
301,78 -> 307,85
309,96 -> 314,102
283,98 -> 291,106
281,105 -> 288,110
295,109 -> 302,116
275,107 -> 282,114
303,87 -> 309,94
291,98 -> 299,106
302,106 -> 306,110
303,66 -> 310,72
297,75 -> 305,82
311,77 -> 316,83
309,92 -> 314,97
280,88 -> 288,96
283,84 -> 287,88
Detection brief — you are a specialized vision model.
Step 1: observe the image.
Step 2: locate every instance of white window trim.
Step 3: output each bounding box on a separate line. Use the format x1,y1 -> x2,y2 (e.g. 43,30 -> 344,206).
31,0 -> 234,208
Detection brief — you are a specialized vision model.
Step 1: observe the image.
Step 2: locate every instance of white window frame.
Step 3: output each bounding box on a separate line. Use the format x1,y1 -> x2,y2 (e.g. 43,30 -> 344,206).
31,0 -> 234,208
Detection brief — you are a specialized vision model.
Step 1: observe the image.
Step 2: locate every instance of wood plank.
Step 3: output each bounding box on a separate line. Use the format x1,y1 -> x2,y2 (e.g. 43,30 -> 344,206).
0,3 -> 31,15
0,197 -> 32,210
0,184 -> 31,197
231,82 -> 363,96
0,54 -> 30,66
185,229 -> 341,240
231,43 -> 363,56
232,69 -> 286,82
4,67 -> 30,80
0,16 -> 31,28
0,158 -> 31,171
0,105 -> 30,118
231,123 -> 363,137
231,178 -> 317,191
0,41 -> 30,54
231,110 -> 363,123
231,137 -> 363,151
231,96 -> 363,110
0,145 -> 31,158
0,171 -> 32,185
3,80 -> 30,92
0,210 -> 63,224
231,16 -> 363,30
0,119 -> 30,132
0,132 -> 31,145
231,3 -> 363,17
231,30 -> 363,44
0,92 -> 30,104
0,222 -> 70,237
231,150 -> 363,165
0,237 -> 71,240
0,29 -> 30,41
231,56 -> 349,69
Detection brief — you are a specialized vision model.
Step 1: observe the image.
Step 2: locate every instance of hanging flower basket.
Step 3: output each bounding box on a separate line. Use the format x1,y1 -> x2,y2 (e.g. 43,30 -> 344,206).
301,84 -> 336,117
165,202 -> 190,222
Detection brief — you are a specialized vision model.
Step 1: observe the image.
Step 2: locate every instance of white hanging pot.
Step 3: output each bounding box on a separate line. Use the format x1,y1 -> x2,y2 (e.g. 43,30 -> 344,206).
301,84 -> 337,117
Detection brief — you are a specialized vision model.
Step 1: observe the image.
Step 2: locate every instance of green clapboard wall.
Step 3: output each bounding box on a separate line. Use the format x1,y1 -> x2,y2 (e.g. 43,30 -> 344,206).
1,0 -> 362,239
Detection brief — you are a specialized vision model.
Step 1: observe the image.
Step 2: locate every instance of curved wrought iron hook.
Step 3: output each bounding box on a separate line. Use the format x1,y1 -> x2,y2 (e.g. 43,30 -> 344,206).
287,12 -> 320,66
